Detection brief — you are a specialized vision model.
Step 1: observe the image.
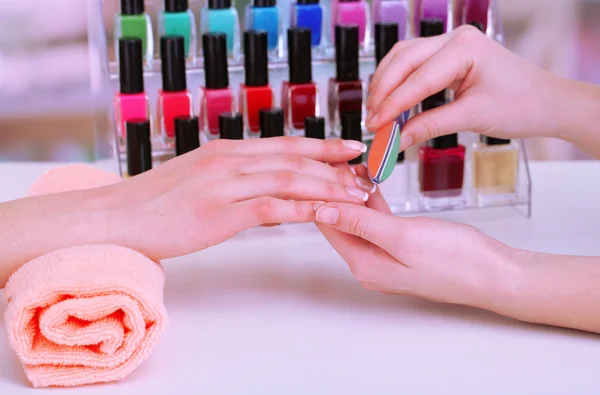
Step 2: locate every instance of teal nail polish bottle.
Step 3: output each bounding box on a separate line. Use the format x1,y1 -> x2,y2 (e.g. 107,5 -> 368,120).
201,0 -> 240,57
245,0 -> 282,56
158,0 -> 197,64
115,0 -> 154,69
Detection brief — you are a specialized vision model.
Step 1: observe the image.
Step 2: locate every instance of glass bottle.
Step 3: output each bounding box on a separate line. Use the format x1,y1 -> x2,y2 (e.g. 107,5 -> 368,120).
114,0 -> 154,69
471,136 -> 519,204
158,0 -> 197,64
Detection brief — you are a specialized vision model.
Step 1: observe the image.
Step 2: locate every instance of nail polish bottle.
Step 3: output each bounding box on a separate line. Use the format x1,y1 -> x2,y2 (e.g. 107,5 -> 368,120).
471,135 -> 519,203
372,0 -> 410,40
126,119 -> 153,177
418,100 -> 465,201
114,38 -> 151,141
420,0 -> 451,33
157,36 -> 193,140
115,0 -> 154,69
199,33 -> 235,139
158,0 -> 197,64
260,108 -> 285,138
219,112 -> 244,139
290,0 -> 324,47
332,0 -> 371,48
328,25 -> 363,136
305,116 -> 325,139
464,0 -> 490,34
201,0 -> 240,57
341,112 -> 363,165
371,23 -> 398,84
281,28 -> 318,136
175,116 -> 200,156
239,31 -> 274,138
419,19 -> 446,104
246,0 -> 282,55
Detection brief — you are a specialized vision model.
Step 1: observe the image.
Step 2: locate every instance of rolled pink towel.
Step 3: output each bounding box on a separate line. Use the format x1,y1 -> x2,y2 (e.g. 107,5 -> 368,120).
3,164 -> 168,388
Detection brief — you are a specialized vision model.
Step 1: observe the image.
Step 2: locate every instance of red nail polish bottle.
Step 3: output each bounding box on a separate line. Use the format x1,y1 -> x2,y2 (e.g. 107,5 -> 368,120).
327,25 -> 363,136
157,36 -> 193,139
239,30 -> 274,138
418,100 -> 465,199
199,33 -> 235,139
281,27 -> 318,136
114,38 -> 151,140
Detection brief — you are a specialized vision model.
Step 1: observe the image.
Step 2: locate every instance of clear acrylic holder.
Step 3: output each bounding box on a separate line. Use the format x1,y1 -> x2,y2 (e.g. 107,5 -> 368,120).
103,0 -> 530,219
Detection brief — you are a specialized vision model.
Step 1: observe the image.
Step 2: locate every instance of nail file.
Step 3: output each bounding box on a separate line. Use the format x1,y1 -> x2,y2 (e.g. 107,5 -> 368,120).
367,113 -> 407,184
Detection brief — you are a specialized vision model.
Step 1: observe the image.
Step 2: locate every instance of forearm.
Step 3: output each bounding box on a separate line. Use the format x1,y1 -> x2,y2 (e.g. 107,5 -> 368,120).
0,189 -> 112,288
552,76 -> 600,159
490,249 -> 600,334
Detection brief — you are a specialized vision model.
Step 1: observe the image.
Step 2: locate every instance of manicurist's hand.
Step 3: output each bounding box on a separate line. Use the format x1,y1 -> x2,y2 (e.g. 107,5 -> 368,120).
0,137 -> 375,286
367,25 -> 600,158
316,165 -> 600,334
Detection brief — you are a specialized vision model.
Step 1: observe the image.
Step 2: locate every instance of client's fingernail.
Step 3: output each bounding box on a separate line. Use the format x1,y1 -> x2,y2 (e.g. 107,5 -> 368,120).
399,134 -> 413,150
342,140 -> 367,153
349,166 -> 357,175
346,187 -> 369,202
316,207 -> 340,225
355,177 -> 376,193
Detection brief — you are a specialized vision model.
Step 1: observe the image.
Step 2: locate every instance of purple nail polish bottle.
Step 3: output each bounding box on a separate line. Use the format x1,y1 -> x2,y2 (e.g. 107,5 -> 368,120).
420,0 -> 450,34
372,0 -> 410,41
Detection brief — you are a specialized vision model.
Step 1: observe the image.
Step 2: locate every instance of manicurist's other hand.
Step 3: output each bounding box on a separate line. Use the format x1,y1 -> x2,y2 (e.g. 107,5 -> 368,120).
102,136 -> 376,260
367,25 -> 598,154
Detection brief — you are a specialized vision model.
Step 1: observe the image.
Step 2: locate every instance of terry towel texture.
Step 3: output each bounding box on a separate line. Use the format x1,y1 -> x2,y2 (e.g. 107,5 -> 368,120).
3,164 -> 168,388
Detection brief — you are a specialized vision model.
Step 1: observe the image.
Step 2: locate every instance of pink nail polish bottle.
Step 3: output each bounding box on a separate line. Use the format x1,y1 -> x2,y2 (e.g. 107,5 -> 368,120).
114,38 -> 151,141
420,0 -> 450,33
332,0 -> 371,48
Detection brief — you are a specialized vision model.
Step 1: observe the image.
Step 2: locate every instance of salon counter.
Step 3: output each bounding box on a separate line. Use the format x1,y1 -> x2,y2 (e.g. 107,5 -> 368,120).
1,160 -> 600,394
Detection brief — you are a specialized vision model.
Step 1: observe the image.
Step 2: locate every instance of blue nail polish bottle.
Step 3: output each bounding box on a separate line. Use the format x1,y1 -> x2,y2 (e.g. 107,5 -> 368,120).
201,0 -> 240,57
246,0 -> 281,54
291,0 -> 323,47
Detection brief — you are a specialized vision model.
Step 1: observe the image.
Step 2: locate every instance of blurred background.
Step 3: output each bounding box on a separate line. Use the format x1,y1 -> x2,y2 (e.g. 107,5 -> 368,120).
0,0 -> 597,163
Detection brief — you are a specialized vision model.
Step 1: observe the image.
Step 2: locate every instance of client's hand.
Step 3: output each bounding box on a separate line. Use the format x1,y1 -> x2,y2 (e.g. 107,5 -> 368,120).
315,166 -> 517,308
104,137 -> 375,260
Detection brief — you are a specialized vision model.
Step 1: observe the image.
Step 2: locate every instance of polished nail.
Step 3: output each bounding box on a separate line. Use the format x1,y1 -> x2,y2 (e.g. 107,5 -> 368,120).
346,187 -> 369,201
316,206 -> 340,225
399,134 -> 413,150
342,139 -> 367,153
355,177 -> 376,193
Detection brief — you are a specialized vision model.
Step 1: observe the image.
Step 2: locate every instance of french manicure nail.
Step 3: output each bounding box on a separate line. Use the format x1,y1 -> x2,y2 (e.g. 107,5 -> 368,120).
346,187 -> 369,202
316,206 -> 340,225
355,177 -> 376,193
342,140 -> 367,153
349,166 -> 357,175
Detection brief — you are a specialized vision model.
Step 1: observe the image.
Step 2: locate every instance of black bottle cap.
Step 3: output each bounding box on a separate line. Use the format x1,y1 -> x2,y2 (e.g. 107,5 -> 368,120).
161,35 -> 187,92
375,23 -> 398,66
121,0 -> 145,15
165,0 -> 188,12
244,31 -> 269,86
175,116 -> 200,156
481,135 -> 511,145
335,25 -> 359,82
253,0 -> 276,7
203,33 -> 229,89
219,112 -> 244,139
208,0 -> 231,8
260,108 -> 284,138
468,21 -> 484,32
297,0 -> 319,4
288,28 -> 312,84
119,38 -> 144,94
422,101 -> 458,149
126,119 -> 152,176
304,116 -> 325,139
341,112 -> 362,142
420,19 -> 444,37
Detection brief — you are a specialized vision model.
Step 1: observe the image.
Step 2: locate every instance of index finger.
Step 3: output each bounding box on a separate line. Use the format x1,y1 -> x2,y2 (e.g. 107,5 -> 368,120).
203,136 -> 367,164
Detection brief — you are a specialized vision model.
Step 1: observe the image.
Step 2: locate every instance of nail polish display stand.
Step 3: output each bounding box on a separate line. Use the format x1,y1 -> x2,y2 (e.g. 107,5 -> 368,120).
100,0 -> 531,218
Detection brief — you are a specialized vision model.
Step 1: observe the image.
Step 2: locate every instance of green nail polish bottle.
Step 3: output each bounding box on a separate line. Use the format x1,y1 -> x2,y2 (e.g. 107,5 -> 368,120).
115,0 -> 154,69
158,0 -> 197,63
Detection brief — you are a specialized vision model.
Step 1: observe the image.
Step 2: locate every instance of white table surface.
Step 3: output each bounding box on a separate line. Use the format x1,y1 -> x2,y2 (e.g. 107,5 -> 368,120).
1,160 -> 600,394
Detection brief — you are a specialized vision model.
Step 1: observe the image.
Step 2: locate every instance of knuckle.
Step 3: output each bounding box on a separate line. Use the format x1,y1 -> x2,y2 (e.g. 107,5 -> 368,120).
455,25 -> 483,43
294,202 -> 308,219
275,171 -> 296,188
420,117 -> 443,141
348,215 -> 368,239
204,155 -> 230,172
283,154 -> 304,170
255,197 -> 276,221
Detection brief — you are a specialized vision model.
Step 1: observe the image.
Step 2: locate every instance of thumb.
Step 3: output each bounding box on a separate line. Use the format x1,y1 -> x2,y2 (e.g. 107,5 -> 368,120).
399,100 -> 472,151
315,203 -> 399,252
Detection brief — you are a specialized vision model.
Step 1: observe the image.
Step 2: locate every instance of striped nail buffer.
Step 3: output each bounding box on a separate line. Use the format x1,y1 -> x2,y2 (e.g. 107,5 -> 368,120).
367,113 -> 406,184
